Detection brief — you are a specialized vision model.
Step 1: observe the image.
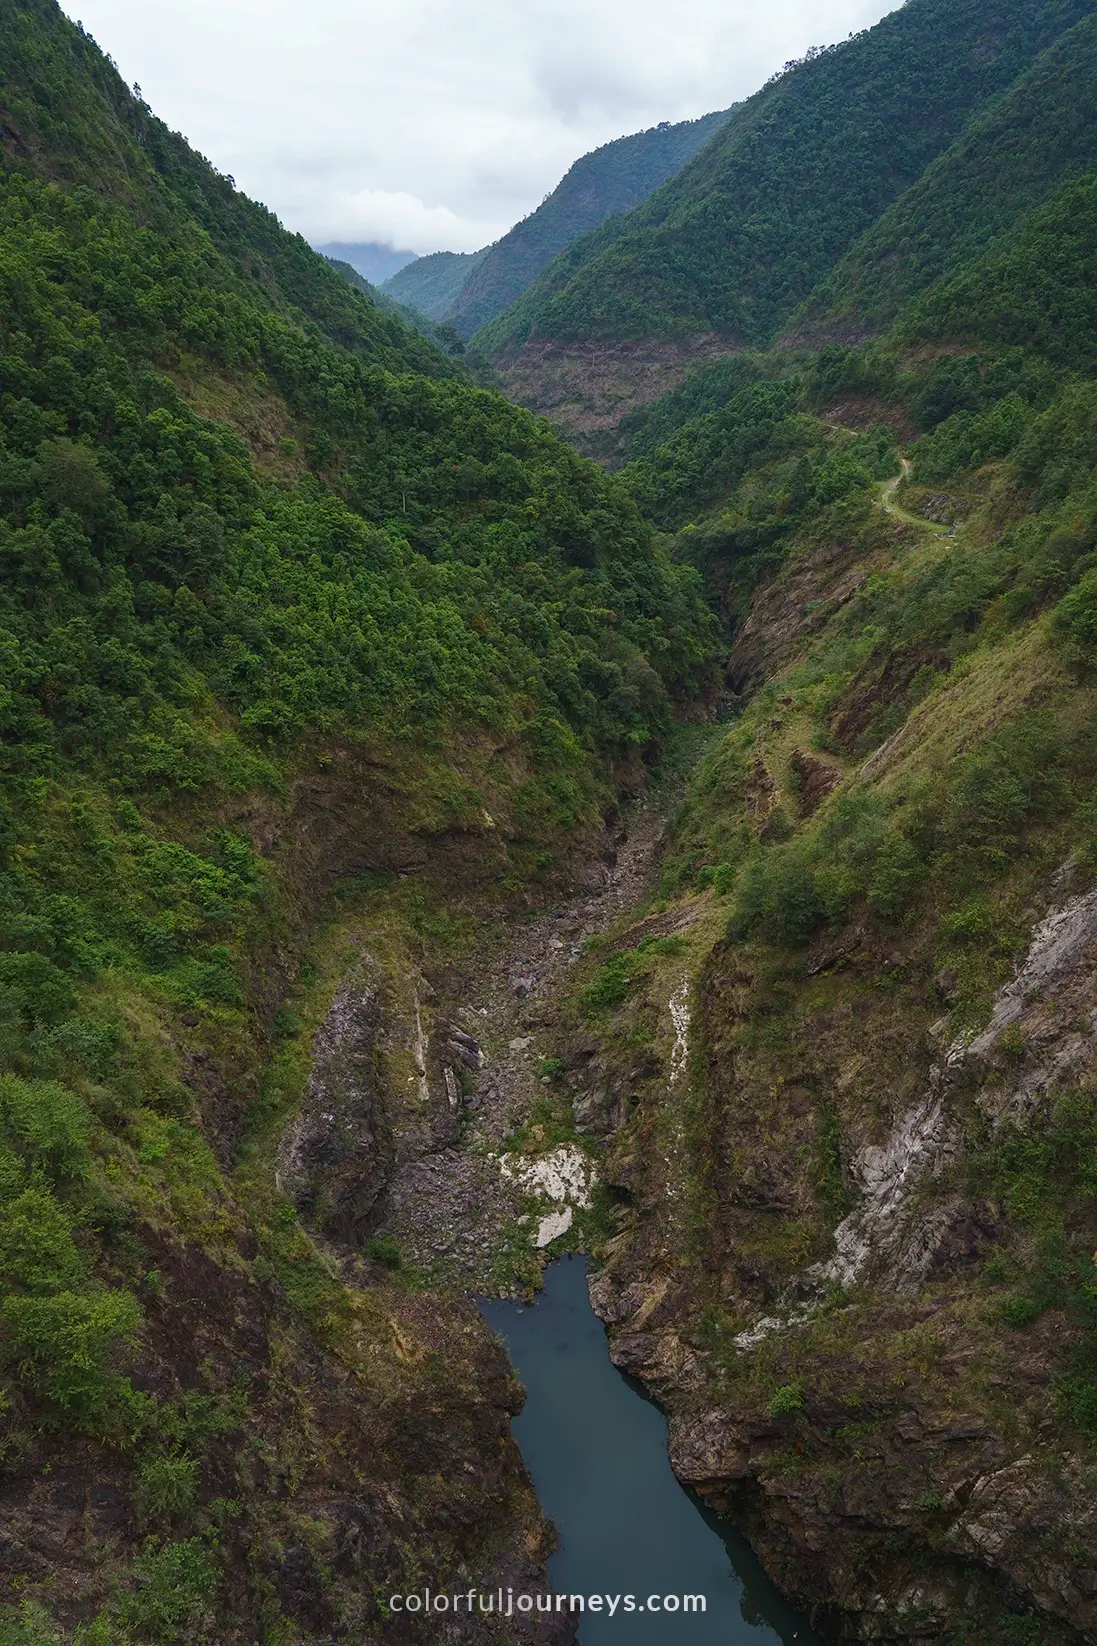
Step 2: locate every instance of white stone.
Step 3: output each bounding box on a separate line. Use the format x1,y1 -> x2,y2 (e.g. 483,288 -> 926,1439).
669,980 -> 690,1084
535,1207 -> 574,1246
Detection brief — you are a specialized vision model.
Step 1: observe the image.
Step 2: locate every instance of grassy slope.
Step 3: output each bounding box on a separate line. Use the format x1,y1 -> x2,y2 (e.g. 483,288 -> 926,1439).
473,0 -> 1093,360
0,2 -> 719,1639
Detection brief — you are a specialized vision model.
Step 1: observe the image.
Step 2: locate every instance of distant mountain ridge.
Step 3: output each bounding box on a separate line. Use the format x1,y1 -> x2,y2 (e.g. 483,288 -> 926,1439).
381,246 -> 488,318
382,108 -> 732,335
312,240 -> 416,283
475,0 -> 1095,364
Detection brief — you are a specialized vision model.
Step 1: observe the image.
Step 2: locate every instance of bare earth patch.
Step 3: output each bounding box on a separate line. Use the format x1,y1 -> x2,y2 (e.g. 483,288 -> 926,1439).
493,335 -> 742,459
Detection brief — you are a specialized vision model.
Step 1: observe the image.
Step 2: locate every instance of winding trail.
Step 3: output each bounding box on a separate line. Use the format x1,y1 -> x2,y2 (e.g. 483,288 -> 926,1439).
878,455 -> 950,535
879,455 -> 912,516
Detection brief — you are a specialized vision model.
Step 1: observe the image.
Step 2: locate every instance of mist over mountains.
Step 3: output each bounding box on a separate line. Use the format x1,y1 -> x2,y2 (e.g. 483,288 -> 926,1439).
311,240 -> 417,284
382,109 -> 732,336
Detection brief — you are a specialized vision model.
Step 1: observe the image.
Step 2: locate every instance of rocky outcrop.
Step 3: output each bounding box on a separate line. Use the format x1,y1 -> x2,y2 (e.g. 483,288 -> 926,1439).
577,860 -> 1097,1643
281,980 -> 394,1243
0,1216 -> 574,1645
791,748 -> 845,816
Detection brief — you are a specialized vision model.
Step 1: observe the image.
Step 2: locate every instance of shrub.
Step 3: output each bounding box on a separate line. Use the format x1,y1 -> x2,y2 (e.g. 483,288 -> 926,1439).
865,832 -> 924,919
0,955 -> 77,1026
0,1076 -> 92,1182
0,1189 -> 86,1294
581,952 -> 639,1015
136,1449 -> 200,1517
1055,567 -> 1097,668
363,1236 -> 401,1270
0,1604 -> 63,1646
769,1383 -> 804,1417
730,846 -> 827,946
940,896 -> 997,943
114,1539 -> 218,1640
941,711 -> 1068,869
1,1288 -> 142,1423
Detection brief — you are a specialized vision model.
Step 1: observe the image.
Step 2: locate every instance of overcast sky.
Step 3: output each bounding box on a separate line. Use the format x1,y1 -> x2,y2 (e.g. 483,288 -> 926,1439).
63,0 -> 897,255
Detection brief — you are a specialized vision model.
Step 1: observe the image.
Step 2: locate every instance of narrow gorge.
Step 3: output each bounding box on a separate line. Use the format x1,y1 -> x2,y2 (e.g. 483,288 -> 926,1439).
4,0 -> 1097,1641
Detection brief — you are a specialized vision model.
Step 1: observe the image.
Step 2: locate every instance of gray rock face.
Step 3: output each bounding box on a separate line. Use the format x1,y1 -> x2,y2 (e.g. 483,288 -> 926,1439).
792,882 -> 1097,1301
585,861 -> 1097,1642
281,983 -> 394,1244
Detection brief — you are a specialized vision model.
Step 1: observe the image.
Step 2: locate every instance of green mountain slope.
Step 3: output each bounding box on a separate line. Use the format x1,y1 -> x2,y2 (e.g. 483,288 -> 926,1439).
900,171 -> 1097,371
574,359 -> 1097,1634
793,10 -> 1097,341
475,0 -> 1094,361
0,2 -> 453,381
381,245 -> 489,317
0,2 -> 717,1637
325,253 -> 478,360
437,110 -> 733,338
551,124 -> 1097,1636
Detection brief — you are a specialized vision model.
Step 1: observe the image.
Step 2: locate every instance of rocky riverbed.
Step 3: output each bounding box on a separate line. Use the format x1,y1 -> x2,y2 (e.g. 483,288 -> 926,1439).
337,788 -> 685,1289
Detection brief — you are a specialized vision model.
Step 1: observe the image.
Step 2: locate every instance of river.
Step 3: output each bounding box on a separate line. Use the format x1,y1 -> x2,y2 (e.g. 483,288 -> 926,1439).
481,1256 -> 821,1645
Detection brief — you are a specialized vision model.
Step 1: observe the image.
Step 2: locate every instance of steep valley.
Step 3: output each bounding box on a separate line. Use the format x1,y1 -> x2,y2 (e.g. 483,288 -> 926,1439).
5,0 -> 1097,1640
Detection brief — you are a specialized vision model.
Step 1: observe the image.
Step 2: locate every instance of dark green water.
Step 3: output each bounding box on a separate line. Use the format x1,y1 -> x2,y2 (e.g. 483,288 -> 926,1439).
481,1256 -> 821,1645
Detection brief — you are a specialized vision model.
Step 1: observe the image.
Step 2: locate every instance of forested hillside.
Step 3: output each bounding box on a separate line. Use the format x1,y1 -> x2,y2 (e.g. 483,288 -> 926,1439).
9,0 -> 1097,1634
531,1 -> 1097,1626
0,2 -> 715,1640
792,9 -> 1097,341
381,246 -> 488,318
383,110 -> 730,333
475,0 -> 1093,362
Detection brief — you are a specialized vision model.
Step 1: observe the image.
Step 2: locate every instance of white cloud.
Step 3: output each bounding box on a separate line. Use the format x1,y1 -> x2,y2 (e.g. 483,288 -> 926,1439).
63,0 -> 898,254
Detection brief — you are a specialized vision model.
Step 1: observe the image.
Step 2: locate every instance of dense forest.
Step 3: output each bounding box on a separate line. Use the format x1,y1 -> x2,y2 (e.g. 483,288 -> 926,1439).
0,2 -> 716,1639
474,0 -> 1094,358
382,109 -> 731,335
380,246 -> 488,320
794,9 -> 1097,339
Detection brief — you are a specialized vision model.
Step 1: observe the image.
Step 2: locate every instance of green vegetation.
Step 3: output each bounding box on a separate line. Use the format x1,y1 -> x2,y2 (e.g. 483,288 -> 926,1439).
901,172 -> 1097,372
323,255 -> 481,364
0,0 -> 721,1633
563,51 -> 1097,1622
380,247 -> 489,321
431,109 -> 733,338
7,0 -> 1097,1632
475,0 -> 1088,356
620,372 -> 897,535
722,705 -> 1089,948
769,1382 -> 804,1417
972,1087 -> 1097,1434
798,11 -> 1097,337
580,934 -> 686,1018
